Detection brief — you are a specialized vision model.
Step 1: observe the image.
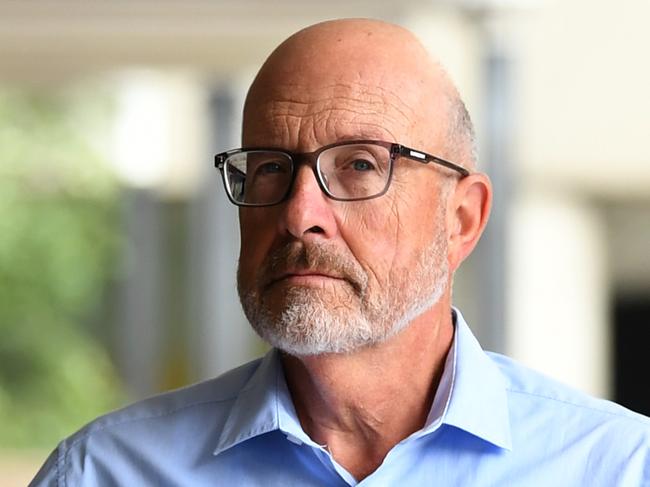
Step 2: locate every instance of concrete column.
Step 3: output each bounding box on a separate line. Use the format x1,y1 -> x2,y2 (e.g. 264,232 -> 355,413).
507,189 -> 610,398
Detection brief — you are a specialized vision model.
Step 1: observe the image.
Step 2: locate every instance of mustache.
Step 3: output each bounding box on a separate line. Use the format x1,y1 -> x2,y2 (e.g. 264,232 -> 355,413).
258,240 -> 367,295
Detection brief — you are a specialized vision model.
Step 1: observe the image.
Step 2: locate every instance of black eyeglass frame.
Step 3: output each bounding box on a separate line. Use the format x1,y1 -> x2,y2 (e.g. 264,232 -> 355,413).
214,139 -> 470,207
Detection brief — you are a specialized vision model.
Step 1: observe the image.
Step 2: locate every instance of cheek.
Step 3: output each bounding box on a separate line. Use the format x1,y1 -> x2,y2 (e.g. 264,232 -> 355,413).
238,210 -> 276,281
340,185 -> 443,287
338,200 -> 401,285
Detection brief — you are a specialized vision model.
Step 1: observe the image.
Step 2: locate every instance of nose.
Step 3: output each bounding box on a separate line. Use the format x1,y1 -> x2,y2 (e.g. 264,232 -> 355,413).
279,164 -> 338,241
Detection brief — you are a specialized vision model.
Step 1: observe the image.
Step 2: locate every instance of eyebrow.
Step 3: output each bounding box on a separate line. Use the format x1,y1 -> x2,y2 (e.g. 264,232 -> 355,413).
335,130 -> 393,143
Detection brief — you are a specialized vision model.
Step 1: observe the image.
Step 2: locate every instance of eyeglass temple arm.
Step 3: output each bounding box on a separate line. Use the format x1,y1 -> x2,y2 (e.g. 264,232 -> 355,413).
214,154 -> 225,169
215,155 -> 247,179
396,145 -> 470,177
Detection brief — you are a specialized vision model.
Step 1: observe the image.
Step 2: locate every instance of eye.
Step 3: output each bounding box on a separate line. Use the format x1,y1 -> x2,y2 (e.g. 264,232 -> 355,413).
257,161 -> 286,175
351,159 -> 375,171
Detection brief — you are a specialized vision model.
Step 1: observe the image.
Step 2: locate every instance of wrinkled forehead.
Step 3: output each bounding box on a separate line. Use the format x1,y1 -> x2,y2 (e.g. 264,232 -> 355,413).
242,39 -> 452,152
242,79 -> 430,149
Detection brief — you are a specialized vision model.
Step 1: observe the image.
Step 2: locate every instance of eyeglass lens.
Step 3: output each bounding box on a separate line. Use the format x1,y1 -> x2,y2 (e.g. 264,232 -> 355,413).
223,143 -> 391,205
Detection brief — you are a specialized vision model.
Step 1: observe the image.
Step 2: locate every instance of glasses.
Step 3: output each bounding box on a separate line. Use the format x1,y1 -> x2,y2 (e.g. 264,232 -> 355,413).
215,140 -> 469,207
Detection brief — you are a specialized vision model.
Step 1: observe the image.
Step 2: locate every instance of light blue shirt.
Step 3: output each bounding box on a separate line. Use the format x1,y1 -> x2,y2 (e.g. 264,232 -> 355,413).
31,310 -> 650,486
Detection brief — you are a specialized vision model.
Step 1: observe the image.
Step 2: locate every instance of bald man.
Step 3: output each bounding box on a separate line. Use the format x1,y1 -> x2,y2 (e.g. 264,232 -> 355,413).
32,19 -> 649,486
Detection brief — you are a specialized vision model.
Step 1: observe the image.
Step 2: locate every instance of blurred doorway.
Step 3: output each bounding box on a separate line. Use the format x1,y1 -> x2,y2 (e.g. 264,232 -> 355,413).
613,294 -> 650,416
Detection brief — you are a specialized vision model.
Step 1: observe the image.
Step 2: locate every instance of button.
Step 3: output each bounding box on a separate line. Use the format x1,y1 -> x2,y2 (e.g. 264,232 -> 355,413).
285,434 -> 303,445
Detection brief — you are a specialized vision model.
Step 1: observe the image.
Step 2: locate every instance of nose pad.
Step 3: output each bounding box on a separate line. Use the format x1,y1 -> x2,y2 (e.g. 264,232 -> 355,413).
319,171 -> 329,190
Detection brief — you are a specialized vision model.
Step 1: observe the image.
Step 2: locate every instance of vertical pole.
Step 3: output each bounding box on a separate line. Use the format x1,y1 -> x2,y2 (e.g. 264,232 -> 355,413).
115,189 -> 164,398
473,35 -> 513,354
188,84 -> 262,381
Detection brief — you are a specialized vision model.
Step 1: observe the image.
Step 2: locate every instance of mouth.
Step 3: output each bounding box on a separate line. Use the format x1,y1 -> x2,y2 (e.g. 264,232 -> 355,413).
267,271 -> 347,289
264,269 -> 360,292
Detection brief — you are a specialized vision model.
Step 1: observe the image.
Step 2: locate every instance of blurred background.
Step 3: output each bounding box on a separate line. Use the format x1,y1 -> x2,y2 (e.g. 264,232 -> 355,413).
1,0 -> 648,483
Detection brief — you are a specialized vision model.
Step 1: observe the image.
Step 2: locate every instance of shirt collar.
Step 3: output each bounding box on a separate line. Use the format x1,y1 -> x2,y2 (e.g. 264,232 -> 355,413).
436,308 -> 512,450
214,308 -> 512,455
213,350 -> 281,455
213,348 -> 323,455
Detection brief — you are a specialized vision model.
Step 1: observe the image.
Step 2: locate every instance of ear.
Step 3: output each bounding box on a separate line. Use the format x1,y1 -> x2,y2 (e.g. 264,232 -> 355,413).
446,173 -> 492,273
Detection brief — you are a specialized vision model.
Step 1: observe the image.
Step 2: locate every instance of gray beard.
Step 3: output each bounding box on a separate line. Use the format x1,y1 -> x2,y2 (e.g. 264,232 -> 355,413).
238,214 -> 449,356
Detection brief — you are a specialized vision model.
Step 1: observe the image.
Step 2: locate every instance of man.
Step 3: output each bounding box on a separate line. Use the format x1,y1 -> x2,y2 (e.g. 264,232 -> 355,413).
32,19 -> 649,486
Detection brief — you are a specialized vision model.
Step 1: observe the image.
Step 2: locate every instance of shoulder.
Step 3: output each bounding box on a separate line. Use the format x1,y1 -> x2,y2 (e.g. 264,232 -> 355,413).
487,351 -> 650,453
74,355 -> 263,438
30,356 -> 265,486
488,351 -> 648,423
472,352 -> 650,484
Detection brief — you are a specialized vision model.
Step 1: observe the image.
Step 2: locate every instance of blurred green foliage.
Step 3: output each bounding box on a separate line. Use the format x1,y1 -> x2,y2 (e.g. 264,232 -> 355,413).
0,87 -> 125,448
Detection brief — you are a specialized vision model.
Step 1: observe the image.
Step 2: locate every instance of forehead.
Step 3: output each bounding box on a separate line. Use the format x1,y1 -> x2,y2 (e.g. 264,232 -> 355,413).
242,77 -> 436,151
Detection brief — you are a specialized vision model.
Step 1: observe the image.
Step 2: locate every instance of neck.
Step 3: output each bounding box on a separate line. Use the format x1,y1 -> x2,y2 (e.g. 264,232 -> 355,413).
281,302 -> 454,481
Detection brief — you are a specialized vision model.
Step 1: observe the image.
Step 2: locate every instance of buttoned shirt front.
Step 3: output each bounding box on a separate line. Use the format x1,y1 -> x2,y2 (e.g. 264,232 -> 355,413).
31,310 -> 650,486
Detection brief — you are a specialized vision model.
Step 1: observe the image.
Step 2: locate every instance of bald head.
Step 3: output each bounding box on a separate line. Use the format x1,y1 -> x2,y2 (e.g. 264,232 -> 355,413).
236,20 -> 492,358
243,19 -> 475,169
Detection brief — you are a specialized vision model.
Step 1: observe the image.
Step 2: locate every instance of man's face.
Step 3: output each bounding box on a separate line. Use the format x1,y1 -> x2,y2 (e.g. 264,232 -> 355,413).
236,43 -> 453,356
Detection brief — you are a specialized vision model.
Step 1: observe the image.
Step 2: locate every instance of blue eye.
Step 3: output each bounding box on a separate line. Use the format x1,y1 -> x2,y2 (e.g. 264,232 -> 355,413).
352,159 -> 374,171
258,162 -> 285,174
